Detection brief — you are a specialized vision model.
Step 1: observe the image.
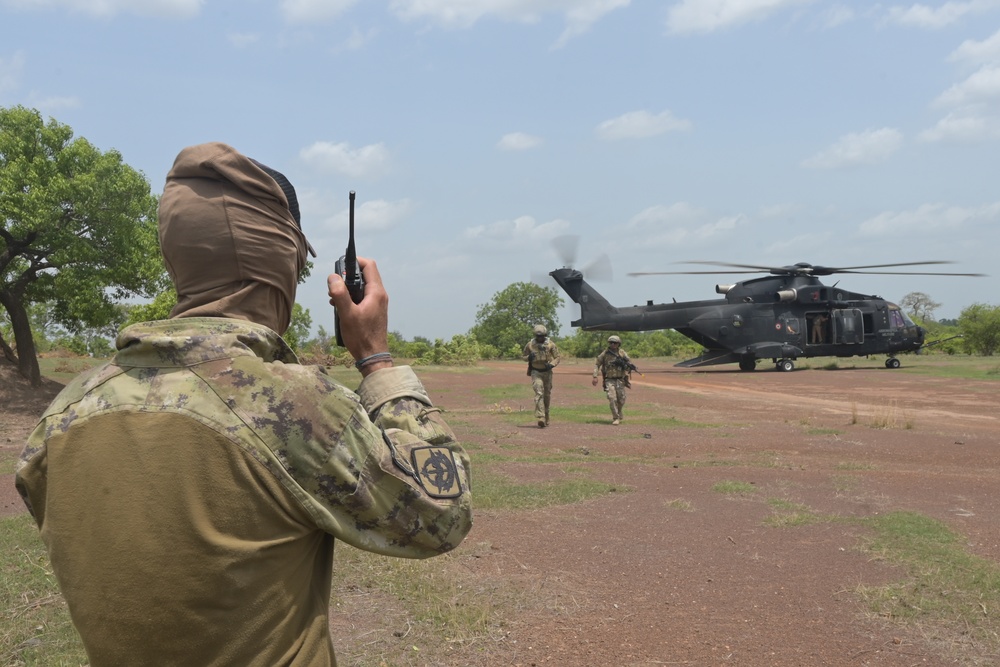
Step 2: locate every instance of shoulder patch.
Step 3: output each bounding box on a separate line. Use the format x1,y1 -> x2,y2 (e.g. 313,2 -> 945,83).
410,446 -> 462,499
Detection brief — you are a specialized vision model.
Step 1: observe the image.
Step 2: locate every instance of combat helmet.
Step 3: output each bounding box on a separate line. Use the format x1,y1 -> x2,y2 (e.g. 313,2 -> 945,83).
608,335 -> 621,344
533,324 -> 547,336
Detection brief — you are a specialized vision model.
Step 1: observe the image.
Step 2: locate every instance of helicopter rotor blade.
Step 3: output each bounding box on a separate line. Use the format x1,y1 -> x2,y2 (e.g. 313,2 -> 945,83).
628,270 -> 762,276
834,269 -> 987,277
629,260 -> 985,278
582,253 -> 613,282
530,268 -> 557,286
551,234 -> 580,268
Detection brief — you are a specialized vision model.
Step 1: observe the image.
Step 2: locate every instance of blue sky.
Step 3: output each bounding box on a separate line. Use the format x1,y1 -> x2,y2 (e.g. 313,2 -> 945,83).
2,0 -> 998,340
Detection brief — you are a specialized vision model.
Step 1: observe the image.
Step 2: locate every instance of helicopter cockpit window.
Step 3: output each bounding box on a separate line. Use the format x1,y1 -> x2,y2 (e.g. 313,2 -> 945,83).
888,307 -> 910,329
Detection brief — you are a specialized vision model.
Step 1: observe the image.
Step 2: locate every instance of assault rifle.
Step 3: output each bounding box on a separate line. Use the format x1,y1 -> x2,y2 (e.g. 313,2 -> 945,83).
612,356 -> 642,376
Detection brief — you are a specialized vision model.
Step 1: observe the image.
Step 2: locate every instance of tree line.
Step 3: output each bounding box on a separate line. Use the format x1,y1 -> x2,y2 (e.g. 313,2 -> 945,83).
4,105 -> 1000,386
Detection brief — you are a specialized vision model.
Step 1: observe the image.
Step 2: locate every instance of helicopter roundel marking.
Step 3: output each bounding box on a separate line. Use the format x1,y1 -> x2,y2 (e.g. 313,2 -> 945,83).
775,322 -> 782,330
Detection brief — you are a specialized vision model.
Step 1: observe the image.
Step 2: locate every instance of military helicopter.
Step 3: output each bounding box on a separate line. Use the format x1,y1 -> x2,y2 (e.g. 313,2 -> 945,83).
548,256 -> 984,372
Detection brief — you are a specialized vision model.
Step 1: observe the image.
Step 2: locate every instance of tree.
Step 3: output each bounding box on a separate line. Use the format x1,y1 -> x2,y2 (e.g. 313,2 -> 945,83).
122,287 -> 177,328
469,282 -> 564,358
958,303 -> 1000,356
1,105 -> 164,385
900,291 -> 941,323
283,303 -> 312,352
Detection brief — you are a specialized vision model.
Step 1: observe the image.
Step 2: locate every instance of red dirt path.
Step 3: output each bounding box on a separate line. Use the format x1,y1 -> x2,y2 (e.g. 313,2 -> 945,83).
4,357 -> 999,665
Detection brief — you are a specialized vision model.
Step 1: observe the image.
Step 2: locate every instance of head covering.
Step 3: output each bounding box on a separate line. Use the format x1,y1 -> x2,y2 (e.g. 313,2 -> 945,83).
158,142 -> 315,334
608,335 -> 621,344
533,324 -> 547,336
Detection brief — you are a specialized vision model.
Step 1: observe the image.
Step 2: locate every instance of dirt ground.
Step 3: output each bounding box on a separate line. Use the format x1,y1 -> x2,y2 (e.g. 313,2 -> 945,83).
3,356 -> 1000,666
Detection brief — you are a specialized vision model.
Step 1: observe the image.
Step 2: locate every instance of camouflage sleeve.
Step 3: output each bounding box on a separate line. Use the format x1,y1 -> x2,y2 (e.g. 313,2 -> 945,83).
320,365 -> 472,558
549,342 -> 560,365
237,363 -> 471,560
521,341 -> 532,361
593,351 -> 604,377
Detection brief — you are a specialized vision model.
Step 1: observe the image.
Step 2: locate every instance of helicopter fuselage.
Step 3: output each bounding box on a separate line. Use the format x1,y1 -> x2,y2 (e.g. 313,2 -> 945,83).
549,267 -> 926,371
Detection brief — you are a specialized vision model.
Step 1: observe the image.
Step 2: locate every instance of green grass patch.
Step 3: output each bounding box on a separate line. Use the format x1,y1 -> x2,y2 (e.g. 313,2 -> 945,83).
806,427 -> 842,436
477,383 -> 531,404
834,461 -> 876,471
670,450 -> 781,470
0,450 -> 19,476
763,498 -> 827,527
857,511 -> 1000,654
711,480 -> 757,496
665,498 -> 694,512
469,449 -> 639,467
330,544 -> 514,664
36,356 -> 105,385
0,513 -> 87,666
473,470 -> 628,510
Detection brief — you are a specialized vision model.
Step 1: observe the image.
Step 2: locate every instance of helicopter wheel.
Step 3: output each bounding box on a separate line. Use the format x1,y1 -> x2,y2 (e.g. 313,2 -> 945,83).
885,357 -> 901,369
739,359 -> 756,372
777,359 -> 794,372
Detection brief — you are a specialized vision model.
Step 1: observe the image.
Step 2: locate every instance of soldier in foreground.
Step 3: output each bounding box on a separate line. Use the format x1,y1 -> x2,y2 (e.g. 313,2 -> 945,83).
592,334 -> 634,425
522,324 -> 560,427
15,142 -> 472,667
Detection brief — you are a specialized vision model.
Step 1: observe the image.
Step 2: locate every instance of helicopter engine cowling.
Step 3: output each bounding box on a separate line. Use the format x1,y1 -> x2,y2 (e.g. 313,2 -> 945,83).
776,288 -> 797,302
716,284 -> 735,295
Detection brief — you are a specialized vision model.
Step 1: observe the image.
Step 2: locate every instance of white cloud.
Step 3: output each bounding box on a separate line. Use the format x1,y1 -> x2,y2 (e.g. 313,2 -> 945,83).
924,34 -> 1000,143
800,127 -> 903,169
336,198 -> 413,232
226,32 -> 260,48
300,189 -> 414,235
919,108 -> 1000,141
665,0 -> 812,34
338,25 -> 378,51
1,0 -> 202,18
858,203 -> 1000,240
299,141 -> 391,179
25,93 -> 81,113
884,0 -> 1000,29
389,0 -> 629,45
621,202 -> 747,248
497,132 -> 543,151
596,109 -> 692,140
279,0 -> 358,24
948,27 -> 1000,65
0,50 -> 26,96
820,4 -> 855,28
553,0 -> 630,48
462,215 -> 571,249
933,64 -> 1000,107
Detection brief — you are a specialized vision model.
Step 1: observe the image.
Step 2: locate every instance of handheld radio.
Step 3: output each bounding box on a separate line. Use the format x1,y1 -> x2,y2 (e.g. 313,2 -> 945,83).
334,191 -> 365,347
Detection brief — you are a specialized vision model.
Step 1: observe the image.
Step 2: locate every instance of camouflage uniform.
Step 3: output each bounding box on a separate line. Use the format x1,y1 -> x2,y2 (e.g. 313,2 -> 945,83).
522,326 -> 560,427
15,317 -> 471,666
594,340 -> 632,424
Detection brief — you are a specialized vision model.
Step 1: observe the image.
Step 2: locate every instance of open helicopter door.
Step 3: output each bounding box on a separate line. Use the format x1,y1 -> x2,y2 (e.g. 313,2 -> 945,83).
832,308 -> 864,344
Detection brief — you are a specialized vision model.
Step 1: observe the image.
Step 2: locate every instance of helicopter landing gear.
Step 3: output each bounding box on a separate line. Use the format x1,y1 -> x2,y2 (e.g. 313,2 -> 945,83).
739,359 -> 756,372
776,359 -> 795,372
885,357 -> 901,369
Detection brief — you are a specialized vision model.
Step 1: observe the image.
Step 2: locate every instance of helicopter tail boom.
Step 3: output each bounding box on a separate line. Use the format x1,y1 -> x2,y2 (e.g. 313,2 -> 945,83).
549,267 -> 619,329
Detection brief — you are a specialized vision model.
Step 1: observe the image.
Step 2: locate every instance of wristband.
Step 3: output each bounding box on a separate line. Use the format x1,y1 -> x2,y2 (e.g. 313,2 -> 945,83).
355,352 -> 392,369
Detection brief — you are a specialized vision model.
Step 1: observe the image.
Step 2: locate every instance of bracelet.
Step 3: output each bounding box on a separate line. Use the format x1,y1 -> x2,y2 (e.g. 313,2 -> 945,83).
355,352 -> 392,369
